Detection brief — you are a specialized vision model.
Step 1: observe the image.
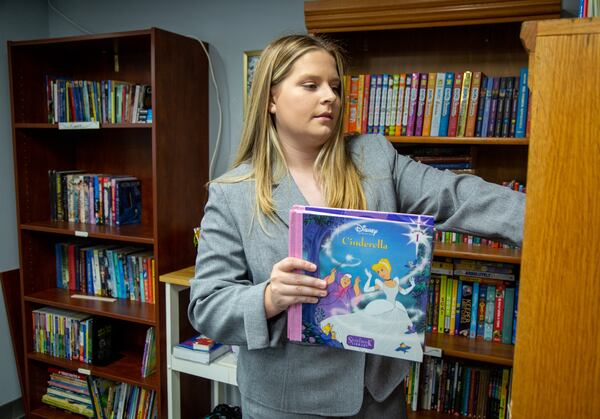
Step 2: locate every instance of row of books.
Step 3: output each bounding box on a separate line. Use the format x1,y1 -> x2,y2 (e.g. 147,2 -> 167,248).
55,242 -> 156,303
343,69 -> 530,139
44,77 -> 152,124
405,358 -> 511,418
49,170 -> 142,226
32,307 -> 114,365
434,230 -> 516,249
42,367 -> 157,418
173,334 -> 231,364
427,270 -> 518,345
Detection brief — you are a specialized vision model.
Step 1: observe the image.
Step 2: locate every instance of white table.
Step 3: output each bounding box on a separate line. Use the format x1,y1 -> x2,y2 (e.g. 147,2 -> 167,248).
161,267 -> 238,419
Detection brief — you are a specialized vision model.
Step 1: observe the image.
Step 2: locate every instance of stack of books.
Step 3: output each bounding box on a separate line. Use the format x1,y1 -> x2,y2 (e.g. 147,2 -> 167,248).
41,368 -> 94,417
172,334 -> 230,364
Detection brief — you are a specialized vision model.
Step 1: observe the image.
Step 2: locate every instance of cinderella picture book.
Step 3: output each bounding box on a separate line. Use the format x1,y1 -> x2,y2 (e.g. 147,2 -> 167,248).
287,205 -> 434,362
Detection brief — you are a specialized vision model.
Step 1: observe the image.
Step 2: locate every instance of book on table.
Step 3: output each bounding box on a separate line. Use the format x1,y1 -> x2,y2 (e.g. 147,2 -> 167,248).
287,205 -> 434,362
172,335 -> 230,364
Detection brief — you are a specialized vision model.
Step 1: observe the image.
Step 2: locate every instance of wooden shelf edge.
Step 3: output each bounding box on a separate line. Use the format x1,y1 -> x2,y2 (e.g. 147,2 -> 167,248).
386,136 -> 529,145
27,351 -> 158,390
305,0 -> 561,33
24,288 -> 156,326
426,333 -> 514,366
20,221 -> 155,244
433,242 -> 521,264
14,122 -> 152,129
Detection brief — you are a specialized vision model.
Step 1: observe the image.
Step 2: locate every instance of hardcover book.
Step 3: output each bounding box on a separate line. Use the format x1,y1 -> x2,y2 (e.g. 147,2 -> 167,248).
287,205 -> 434,362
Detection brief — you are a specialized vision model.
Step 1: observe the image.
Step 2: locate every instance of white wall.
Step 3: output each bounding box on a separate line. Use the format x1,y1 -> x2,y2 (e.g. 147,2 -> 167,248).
0,0 -> 49,406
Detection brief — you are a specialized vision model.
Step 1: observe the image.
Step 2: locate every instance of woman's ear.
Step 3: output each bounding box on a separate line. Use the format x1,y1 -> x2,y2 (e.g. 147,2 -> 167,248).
269,96 -> 277,114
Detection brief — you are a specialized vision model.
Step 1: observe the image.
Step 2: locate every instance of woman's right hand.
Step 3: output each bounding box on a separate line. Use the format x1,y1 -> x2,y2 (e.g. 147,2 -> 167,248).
264,257 -> 327,319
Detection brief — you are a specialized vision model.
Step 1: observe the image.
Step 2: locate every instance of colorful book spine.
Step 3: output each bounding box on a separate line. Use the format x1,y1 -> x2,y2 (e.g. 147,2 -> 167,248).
438,275 -> 447,334
465,71 -> 482,137
438,72 -> 454,136
415,73 -> 428,136
430,72 -> 446,136
494,77 -> 508,137
379,74 -> 393,135
480,76 -> 494,137
447,73 -> 463,136
422,72 -> 437,136
456,71 -> 472,137
394,73 -> 406,135
406,73 -> 420,136
509,76 -> 519,137
401,74 -> 412,136
388,74 -> 400,136
501,77 -> 515,137
492,283 -> 505,343
515,67 -> 529,137
474,76 -> 488,137
372,74 -> 383,134
367,74 -> 377,133
486,77 -> 501,137
361,75 -> 371,134
484,284 -> 495,341
378,74 -> 390,134
501,287 -> 515,344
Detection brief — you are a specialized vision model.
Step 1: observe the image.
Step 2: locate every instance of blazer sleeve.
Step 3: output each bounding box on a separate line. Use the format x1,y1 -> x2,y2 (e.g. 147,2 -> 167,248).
375,135 -> 525,245
187,182 -> 279,350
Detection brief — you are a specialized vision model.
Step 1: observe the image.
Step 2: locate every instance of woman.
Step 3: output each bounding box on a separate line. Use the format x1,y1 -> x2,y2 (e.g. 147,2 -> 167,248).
188,34 -> 524,418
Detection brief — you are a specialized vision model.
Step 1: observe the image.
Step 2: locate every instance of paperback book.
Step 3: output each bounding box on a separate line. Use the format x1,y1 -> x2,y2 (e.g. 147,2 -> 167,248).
287,205 -> 434,362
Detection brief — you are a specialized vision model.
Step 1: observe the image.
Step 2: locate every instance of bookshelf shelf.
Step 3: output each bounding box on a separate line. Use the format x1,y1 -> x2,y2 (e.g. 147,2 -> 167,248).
31,406 -> 76,419
9,27 -> 210,417
407,411 -> 459,419
14,123 -> 153,129
24,288 -> 156,325
28,350 -> 159,390
432,242 -> 521,264
387,136 -> 529,146
425,333 -> 514,367
20,220 -> 155,244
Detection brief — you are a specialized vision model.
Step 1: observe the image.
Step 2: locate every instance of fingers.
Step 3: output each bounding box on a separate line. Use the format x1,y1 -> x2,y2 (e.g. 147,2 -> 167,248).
274,257 -> 316,274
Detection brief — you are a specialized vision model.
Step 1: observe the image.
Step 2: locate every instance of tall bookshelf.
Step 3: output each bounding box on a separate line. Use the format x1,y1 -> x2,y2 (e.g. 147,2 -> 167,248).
304,0 -> 560,417
512,17 -> 600,418
8,28 -> 209,417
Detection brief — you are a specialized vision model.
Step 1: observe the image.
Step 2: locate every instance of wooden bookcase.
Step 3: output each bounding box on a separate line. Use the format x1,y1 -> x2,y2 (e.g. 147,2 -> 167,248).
8,28 -> 209,418
304,1 -> 561,417
511,17 -> 600,418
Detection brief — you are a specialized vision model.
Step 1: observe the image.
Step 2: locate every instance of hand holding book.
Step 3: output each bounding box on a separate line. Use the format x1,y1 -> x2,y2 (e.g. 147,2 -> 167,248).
264,257 -> 326,319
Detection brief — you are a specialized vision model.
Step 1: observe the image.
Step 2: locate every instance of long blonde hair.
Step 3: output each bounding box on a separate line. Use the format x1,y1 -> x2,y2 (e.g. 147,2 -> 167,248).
225,34 -> 366,221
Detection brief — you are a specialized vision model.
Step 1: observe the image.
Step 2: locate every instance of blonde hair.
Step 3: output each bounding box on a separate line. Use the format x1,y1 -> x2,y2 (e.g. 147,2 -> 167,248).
223,34 -> 366,222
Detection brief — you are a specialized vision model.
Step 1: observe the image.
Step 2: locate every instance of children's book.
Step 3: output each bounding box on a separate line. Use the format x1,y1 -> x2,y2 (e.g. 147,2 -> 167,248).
287,205 -> 434,362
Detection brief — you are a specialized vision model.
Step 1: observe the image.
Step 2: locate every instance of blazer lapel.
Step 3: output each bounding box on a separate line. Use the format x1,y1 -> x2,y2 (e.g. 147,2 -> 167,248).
272,172 -> 307,227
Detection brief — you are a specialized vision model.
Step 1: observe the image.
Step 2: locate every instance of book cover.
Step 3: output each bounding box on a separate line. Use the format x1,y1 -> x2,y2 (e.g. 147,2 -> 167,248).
287,205 -> 434,362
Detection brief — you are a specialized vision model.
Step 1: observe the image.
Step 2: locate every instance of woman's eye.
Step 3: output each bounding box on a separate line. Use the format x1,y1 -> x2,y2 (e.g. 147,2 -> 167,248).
303,83 -> 317,90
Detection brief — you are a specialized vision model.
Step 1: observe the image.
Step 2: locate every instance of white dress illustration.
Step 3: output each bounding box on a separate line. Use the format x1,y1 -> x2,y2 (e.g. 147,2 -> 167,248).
320,258 -> 425,362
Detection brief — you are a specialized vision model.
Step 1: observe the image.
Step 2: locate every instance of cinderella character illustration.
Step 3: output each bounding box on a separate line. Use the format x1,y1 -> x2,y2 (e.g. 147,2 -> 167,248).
319,257 -> 425,361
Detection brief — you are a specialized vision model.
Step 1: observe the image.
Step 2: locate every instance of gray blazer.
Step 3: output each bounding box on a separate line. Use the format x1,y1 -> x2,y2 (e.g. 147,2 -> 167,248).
188,134 -> 524,416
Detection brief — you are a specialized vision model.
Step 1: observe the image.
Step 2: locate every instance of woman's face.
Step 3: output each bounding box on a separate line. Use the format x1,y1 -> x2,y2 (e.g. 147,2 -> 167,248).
269,49 -> 341,153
